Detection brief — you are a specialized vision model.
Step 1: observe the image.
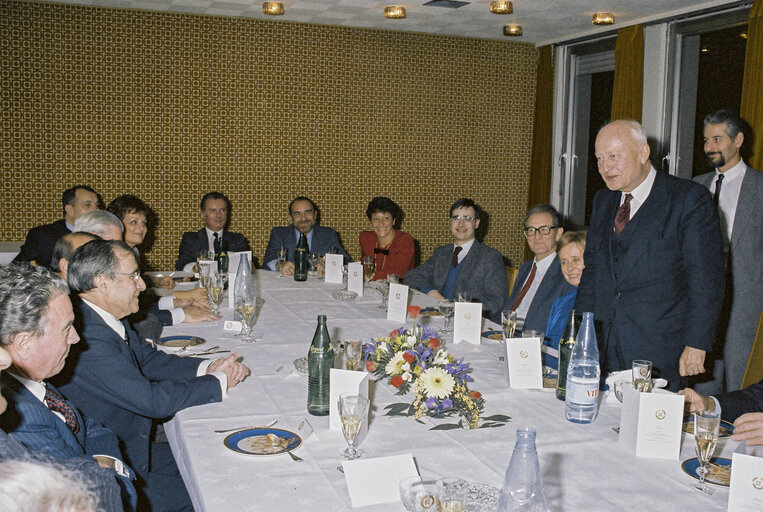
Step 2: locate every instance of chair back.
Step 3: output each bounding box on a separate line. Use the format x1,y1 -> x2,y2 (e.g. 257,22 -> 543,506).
741,312 -> 763,389
506,266 -> 519,296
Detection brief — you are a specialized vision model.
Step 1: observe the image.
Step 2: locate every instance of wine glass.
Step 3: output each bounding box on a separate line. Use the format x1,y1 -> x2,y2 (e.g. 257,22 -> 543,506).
343,339 -> 363,371
693,411 -> 720,495
338,393 -> 369,461
436,478 -> 469,512
207,273 -> 226,316
276,246 -> 287,278
236,297 -> 265,343
632,359 -> 653,392
361,255 -> 375,282
438,300 -> 454,333
501,310 -> 517,341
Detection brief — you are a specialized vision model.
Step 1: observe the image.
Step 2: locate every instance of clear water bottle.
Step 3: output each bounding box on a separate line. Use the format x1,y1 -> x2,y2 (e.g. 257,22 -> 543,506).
232,254 -> 254,321
497,428 -> 549,511
564,311 -> 600,423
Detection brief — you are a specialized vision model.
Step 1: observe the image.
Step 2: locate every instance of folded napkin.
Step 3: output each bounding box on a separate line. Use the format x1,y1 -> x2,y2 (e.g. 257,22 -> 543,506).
604,370 -> 668,405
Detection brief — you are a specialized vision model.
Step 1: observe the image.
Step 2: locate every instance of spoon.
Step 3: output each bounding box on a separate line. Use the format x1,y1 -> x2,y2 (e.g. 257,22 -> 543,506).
214,418 -> 278,433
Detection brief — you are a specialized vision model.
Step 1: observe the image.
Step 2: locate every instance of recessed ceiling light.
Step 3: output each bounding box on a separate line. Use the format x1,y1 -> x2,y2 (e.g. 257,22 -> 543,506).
262,2 -> 284,15
503,24 -> 522,37
592,12 -> 615,25
384,6 -> 407,19
490,1 -> 512,15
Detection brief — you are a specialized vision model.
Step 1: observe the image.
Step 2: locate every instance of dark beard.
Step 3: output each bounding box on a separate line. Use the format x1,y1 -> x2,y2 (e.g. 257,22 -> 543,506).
706,152 -> 726,169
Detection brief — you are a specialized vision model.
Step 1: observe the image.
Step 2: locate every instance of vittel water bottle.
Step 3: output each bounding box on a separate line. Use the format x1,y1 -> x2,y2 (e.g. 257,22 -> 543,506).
564,311 -> 600,424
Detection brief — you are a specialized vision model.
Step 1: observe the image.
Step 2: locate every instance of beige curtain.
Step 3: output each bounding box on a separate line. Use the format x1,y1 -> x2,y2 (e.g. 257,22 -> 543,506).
610,24 -> 644,122
525,45 -> 554,261
741,0 -> 763,170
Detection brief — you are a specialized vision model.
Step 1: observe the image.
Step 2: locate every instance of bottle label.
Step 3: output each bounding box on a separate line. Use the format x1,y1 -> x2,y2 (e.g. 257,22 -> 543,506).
309,346 -> 326,355
565,379 -> 598,405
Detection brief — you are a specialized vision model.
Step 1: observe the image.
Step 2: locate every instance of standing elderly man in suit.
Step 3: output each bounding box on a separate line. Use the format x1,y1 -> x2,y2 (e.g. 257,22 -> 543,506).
501,204 -> 574,333
693,110 -> 763,393
0,264 -> 136,511
575,119 -> 725,391
56,239 -> 250,512
404,198 -> 508,322
13,185 -> 99,268
263,196 -> 351,274
175,191 -> 251,271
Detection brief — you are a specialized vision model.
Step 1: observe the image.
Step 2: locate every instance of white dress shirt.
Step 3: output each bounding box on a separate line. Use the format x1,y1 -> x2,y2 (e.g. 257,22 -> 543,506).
621,166 -> 657,219
454,238 -> 475,264
515,252 -> 558,329
710,158 -> 746,244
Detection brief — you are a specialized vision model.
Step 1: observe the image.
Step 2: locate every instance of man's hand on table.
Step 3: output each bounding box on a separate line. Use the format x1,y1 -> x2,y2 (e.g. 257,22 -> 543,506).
731,412 -> 763,446
679,346 -> 706,376
182,305 -> 219,323
427,290 -> 445,300
278,261 -> 295,276
154,276 -> 175,289
678,388 -> 715,413
174,287 -> 208,303
207,353 -> 250,389
175,297 -> 213,311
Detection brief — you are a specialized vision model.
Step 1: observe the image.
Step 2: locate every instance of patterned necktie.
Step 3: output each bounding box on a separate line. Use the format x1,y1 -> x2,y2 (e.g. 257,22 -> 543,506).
509,262 -> 537,311
45,385 -> 80,435
614,193 -> 633,236
451,246 -> 462,267
713,173 -> 724,206
213,232 -> 221,254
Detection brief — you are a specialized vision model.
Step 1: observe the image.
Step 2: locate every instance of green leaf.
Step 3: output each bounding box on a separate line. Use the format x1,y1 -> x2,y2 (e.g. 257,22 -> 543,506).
478,422 -> 508,429
429,423 -> 464,430
482,414 -> 511,422
384,403 -> 414,416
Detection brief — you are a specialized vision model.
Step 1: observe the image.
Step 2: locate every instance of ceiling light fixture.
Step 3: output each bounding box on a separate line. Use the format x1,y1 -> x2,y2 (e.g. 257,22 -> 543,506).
503,24 -> 522,37
262,2 -> 284,15
490,1 -> 512,14
384,6 -> 407,19
592,12 -> 615,25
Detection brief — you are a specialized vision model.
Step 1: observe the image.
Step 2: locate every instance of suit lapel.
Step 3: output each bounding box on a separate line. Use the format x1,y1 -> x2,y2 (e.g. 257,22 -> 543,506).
730,167 -> 759,252
454,241 -> 480,291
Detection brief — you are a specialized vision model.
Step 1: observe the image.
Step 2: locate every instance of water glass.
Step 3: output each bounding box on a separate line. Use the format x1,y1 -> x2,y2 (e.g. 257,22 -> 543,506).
399,475 -> 440,512
436,477 -> 469,512
632,360 -> 653,392
438,300 -> 454,333
343,339 -> 363,371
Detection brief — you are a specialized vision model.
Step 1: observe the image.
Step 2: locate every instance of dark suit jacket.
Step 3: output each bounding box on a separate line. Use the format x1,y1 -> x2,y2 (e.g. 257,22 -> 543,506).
717,379 -> 763,423
55,301 -> 222,478
263,225 -> 351,267
404,240 -> 508,322
12,219 -> 70,268
175,228 -> 250,270
502,256 -> 575,333
575,170 -> 725,390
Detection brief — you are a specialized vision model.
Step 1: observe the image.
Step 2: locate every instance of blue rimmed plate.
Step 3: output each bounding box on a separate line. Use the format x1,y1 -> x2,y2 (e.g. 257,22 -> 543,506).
420,307 -> 441,316
481,330 -> 503,340
681,457 -> 731,487
682,418 -> 734,438
156,335 -> 206,349
224,428 -> 302,456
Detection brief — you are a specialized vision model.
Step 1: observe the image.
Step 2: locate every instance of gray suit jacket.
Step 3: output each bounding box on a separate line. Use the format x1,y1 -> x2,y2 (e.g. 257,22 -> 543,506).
694,166 -> 763,389
404,240 -> 508,322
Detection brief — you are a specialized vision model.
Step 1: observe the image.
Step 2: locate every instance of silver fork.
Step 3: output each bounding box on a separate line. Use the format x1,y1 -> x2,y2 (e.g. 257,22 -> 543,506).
214,419 -> 278,433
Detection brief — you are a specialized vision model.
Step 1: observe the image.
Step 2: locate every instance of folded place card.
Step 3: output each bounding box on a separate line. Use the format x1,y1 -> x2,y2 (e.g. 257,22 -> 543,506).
324,254 -> 344,284
619,387 -> 684,459
387,283 -> 409,323
223,320 -> 242,332
453,302 -> 482,344
505,336 -> 543,389
728,452 -> 763,510
343,454 -> 419,508
347,262 -> 364,296
329,369 -> 369,431
227,272 -> 236,306
228,251 -> 252,274
295,417 -> 317,442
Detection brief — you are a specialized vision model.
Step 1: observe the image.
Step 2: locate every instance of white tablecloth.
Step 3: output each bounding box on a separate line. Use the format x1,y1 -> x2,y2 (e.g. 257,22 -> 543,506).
163,271 -> 734,511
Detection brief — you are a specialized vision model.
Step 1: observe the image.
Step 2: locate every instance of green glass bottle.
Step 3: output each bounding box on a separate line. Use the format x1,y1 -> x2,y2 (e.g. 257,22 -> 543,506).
216,240 -> 229,275
294,233 -> 308,282
555,309 -> 578,401
307,315 -> 334,416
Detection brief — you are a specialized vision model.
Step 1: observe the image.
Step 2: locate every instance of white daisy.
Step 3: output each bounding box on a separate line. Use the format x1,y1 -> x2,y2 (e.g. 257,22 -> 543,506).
420,367 -> 455,399
402,371 -> 412,381
385,352 -> 406,375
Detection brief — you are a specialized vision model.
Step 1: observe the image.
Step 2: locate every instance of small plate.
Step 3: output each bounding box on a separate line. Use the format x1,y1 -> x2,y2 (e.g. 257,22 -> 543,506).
681,457 -> 731,487
481,330 -> 503,341
224,428 -> 302,456
293,357 -> 308,375
420,307 -> 441,317
682,418 -> 734,438
332,289 -> 358,301
156,335 -> 206,349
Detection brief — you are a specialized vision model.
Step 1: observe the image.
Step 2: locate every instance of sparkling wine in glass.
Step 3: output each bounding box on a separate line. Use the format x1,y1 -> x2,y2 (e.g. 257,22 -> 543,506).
338,393 -> 369,461
693,411 -> 720,495
276,246 -> 287,278
236,298 -> 264,343
361,256 -> 375,282
207,274 -> 225,316
343,339 -> 362,371
502,310 -> 517,341
438,300 -> 454,333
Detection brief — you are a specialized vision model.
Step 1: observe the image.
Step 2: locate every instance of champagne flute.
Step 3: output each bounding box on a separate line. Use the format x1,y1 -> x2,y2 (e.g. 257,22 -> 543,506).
632,359 -> 653,392
343,339 -> 362,371
361,255 -> 375,282
236,297 -> 265,343
693,411 -> 720,495
207,273 -> 226,316
438,300 -> 454,333
338,393 -> 369,461
276,246 -> 287,278
502,310 -> 517,341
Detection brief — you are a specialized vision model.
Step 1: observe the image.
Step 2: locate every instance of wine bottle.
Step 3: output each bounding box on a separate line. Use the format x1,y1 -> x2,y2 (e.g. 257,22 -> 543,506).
555,309 -> 578,401
216,240 -> 229,275
294,233 -> 308,281
307,315 -> 334,416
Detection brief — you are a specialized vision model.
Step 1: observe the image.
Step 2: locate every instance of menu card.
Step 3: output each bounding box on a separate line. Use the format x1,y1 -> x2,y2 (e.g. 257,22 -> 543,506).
324,254 -> 344,283
387,283 -> 409,322
728,452 -> 763,510
505,336 -> 543,388
453,302 -> 482,344
343,454 -> 419,508
329,368 -> 369,431
618,386 -> 684,459
347,262 -> 364,295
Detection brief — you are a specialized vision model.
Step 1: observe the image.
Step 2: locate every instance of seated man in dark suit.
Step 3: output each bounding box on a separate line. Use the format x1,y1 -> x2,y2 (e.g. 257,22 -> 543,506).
13,185 -> 99,268
0,264 -> 136,511
502,204 -> 574,333
58,239 -> 250,512
175,191 -> 251,271
680,380 -> 763,446
404,198 -> 508,322
263,196 -> 351,275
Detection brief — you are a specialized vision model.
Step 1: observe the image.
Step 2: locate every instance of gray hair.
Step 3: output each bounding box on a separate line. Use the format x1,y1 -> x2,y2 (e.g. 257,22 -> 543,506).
524,204 -> 562,228
49,232 -> 98,273
703,110 -> 744,139
67,239 -> 134,293
73,210 -> 124,238
0,460 -> 98,512
0,264 -> 69,347
601,119 -> 648,146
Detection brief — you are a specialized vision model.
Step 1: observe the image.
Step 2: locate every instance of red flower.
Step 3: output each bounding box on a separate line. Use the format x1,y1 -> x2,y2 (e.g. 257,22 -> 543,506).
390,375 -> 404,387
469,390 -> 482,400
403,351 -> 415,363
366,360 -> 377,372
428,338 -> 441,349
407,305 -> 421,319
389,328 -> 401,337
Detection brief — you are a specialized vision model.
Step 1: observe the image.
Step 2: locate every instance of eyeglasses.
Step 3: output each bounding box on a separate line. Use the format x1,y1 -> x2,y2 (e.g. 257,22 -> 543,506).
450,215 -> 476,223
523,226 -> 557,236
115,271 -> 141,282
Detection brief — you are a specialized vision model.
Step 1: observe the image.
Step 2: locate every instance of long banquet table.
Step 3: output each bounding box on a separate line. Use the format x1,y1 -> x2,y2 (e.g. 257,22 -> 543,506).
162,271 -> 736,511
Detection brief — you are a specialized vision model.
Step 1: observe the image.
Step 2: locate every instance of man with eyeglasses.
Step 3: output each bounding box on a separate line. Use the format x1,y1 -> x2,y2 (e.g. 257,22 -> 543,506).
404,198 -> 508,322
502,204 -> 574,333
54,239 -> 250,511
263,196 -> 351,275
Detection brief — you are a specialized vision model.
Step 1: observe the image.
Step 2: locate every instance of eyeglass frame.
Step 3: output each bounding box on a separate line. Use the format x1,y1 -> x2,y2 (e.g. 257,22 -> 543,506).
114,271 -> 142,282
523,225 -> 558,237
450,215 -> 476,223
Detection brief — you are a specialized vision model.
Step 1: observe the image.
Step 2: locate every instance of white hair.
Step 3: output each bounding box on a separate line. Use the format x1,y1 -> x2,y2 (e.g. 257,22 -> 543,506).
73,210 -> 124,238
0,460 -> 98,512
607,119 -> 648,146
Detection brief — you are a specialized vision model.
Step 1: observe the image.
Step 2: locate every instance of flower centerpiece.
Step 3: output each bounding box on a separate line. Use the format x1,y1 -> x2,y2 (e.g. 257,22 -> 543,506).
363,306 -> 510,430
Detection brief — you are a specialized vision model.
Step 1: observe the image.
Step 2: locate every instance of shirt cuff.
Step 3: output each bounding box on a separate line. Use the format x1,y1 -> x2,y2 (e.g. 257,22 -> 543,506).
92,455 -> 131,479
197,360 -> 227,398
158,296 -> 175,310
169,307 -> 185,325
183,262 -> 196,273
265,259 -> 278,271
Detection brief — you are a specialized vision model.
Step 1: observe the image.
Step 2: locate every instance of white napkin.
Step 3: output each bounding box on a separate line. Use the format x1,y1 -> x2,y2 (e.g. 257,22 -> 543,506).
604,370 -> 668,405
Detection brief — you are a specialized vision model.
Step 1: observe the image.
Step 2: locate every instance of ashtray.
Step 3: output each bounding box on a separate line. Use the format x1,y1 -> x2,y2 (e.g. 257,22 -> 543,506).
293,357 -> 308,375
332,289 -> 358,301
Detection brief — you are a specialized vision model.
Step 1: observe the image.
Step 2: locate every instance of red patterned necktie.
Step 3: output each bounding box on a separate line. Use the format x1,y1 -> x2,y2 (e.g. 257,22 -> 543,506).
452,246 -> 462,267
509,262 -> 537,311
614,193 -> 633,236
45,385 -> 80,435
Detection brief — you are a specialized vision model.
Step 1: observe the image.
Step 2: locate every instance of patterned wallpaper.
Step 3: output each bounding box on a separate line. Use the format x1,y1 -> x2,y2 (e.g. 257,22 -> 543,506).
1,1 -> 538,271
